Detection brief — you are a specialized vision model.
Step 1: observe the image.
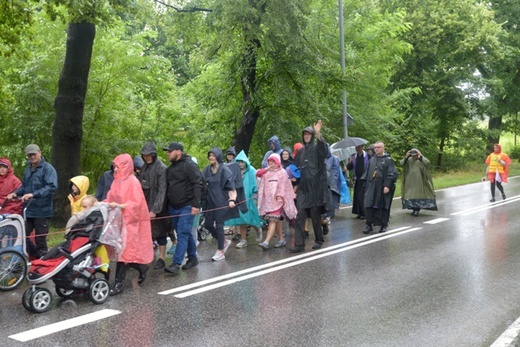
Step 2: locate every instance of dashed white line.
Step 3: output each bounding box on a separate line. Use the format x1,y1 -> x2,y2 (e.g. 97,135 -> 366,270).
490,315 -> 520,347
9,309 -> 121,342
423,218 -> 450,224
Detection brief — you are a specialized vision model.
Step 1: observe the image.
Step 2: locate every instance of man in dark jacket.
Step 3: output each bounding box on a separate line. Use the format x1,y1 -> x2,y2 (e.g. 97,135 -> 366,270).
289,120 -> 329,253
361,141 -> 396,234
8,144 -> 58,258
163,142 -> 203,275
140,141 -> 171,270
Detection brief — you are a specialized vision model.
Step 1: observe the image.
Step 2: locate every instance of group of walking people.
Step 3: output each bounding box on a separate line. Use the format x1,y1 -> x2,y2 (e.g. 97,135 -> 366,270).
0,129 -> 512,295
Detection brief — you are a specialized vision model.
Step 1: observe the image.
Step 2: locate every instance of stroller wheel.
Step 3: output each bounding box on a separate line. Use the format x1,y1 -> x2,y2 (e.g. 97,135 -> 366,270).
89,278 -> 110,304
55,286 -> 76,299
29,287 -> 52,313
0,249 -> 27,291
198,227 -> 207,241
22,287 -> 34,311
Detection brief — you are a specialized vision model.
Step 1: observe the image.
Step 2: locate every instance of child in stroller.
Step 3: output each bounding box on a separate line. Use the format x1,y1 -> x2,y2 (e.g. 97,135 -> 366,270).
22,200 -> 120,313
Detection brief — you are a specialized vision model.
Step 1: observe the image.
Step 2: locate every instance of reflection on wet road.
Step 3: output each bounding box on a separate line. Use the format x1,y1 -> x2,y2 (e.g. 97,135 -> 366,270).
2,178 -> 520,346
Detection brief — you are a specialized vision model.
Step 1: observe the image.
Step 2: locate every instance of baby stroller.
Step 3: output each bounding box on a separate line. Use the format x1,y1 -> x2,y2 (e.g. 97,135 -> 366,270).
0,211 -> 28,291
22,204 -> 122,313
197,211 -> 210,241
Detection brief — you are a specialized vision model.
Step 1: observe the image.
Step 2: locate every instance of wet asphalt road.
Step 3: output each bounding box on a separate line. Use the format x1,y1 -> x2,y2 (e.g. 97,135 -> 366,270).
2,178 -> 520,347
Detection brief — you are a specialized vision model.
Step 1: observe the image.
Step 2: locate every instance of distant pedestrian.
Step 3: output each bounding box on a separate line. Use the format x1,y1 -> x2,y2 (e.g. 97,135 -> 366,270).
400,148 -> 437,216
289,120 -> 328,253
256,153 -> 297,250
347,144 -> 370,219
139,141 -> 171,270
261,136 -> 283,168
94,164 -> 114,201
225,146 -> 237,163
0,158 -> 23,215
163,142 -> 203,275
202,147 -> 237,261
106,154 -> 153,295
485,144 -> 512,202
7,144 -> 58,259
225,150 -> 262,248
361,141 -> 396,234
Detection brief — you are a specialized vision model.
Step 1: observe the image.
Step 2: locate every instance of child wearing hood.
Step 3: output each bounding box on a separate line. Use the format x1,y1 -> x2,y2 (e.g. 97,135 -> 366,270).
256,153 -> 297,250
0,158 -> 23,215
68,175 -> 90,215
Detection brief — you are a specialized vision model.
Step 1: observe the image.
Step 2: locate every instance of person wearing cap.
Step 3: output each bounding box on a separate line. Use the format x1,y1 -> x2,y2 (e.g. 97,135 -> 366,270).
485,143 -> 512,202
7,144 -> 58,258
0,158 -> 23,215
289,119 -> 329,253
139,141 -> 171,270
347,144 -> 371,219
361,141 -> 396,234
400,148 -> 437,216
163,142 -> 204,274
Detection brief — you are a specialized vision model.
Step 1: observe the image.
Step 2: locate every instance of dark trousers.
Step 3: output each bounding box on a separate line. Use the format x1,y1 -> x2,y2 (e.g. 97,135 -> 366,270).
294,206 -> 324,247
365,208 -> 390,227
490,181 -> 504,198
25,217 -> 50,258
204,210 -> 225,250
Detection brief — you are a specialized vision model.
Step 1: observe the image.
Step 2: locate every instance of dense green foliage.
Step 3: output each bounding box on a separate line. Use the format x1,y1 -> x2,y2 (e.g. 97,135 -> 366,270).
1,0 -> 518,189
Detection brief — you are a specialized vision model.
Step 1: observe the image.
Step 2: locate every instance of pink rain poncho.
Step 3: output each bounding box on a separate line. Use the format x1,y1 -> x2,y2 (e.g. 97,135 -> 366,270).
106,154 -> 153,264
257,153 -> 297,220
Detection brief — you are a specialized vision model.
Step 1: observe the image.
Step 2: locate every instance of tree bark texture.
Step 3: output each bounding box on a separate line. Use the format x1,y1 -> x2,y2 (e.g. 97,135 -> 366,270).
233,39 -> 261,155
51,22 -> 95,226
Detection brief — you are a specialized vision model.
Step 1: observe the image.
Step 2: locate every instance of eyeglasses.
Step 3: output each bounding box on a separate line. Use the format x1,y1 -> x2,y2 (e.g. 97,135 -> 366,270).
374,146 -> 383,148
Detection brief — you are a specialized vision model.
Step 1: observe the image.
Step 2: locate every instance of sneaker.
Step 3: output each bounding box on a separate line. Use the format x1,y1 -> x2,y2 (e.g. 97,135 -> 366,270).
167,244 -> 176,255
490,198 -> 496,202
502,194 -> 506,200
258,242 -> 269,250
256,229 -> 263,242
164,263 -> 181,276
312,242 -> 322,250
212,251 -> 225,261
223,239 -> 232,254
236,239 -> 248,249
182,257 -> 199,270
274,239 -> 286,248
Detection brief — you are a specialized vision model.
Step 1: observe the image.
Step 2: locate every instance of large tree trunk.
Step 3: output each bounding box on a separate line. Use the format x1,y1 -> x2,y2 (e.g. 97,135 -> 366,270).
51,22 -> 95,226
233,39 -> 261,154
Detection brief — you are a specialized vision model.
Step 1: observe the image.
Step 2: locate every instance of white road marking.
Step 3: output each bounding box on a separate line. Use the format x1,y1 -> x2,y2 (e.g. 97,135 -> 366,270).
490,315 -> 520,347
158,226 -> 414,296
9,309 -> 121,342
171,227 -> 422,298
423,218 -> 450,224
450,195 -> 520,216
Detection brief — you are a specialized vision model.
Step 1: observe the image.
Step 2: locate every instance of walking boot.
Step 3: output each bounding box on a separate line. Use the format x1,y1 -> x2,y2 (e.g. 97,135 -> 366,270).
110,262 -> 127,296
362,224 -> 373,234
134,263 -> 150,285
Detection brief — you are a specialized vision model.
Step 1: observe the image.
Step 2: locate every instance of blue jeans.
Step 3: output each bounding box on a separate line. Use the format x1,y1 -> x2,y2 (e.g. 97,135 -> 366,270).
169,205 -> 197,266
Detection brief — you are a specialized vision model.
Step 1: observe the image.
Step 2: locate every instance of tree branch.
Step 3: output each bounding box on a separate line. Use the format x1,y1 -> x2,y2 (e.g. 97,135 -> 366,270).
154,0 -> 212,12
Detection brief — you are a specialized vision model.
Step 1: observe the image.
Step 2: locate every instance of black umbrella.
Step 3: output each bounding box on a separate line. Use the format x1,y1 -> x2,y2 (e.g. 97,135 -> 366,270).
331,137 -> 368,150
